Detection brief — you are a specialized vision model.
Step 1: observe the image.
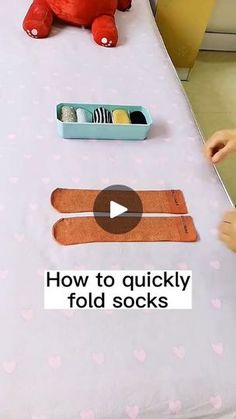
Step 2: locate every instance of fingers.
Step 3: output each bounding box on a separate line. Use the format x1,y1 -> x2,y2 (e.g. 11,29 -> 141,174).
218,211 -> 236,252
206,129 -> 228,144
204,129 -> 236,164
204,130 -> 228,163
218,231 -> 230,244
222,210 -> 236,223
219,221 -> 231,236
211,143 -> 232,163
218,232 -> 236,252
219,211 -> 234,235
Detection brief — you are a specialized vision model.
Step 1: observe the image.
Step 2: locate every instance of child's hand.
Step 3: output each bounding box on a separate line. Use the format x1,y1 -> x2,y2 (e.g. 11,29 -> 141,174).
218,210 -> 236,252
204,129 -> 236,164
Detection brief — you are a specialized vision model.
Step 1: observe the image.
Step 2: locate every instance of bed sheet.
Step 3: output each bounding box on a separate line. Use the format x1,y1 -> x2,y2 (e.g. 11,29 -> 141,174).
0,0 -> 236,418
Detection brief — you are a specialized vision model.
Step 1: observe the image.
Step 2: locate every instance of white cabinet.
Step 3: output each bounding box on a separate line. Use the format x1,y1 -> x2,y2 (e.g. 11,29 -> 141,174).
207,0 -> 236,33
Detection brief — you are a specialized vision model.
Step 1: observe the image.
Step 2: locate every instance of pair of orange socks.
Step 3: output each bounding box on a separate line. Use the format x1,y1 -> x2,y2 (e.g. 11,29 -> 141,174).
51,189 -> 198,246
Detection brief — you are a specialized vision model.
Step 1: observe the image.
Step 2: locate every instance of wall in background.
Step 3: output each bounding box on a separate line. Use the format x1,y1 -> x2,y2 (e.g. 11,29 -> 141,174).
156,0 -> 215,69
207,0 -> 236,33
154,0 -> 236,34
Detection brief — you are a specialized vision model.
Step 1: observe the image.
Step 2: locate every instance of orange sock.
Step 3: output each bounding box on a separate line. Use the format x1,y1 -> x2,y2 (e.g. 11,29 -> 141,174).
51,189 -> 188,214
53,216 -> 198,246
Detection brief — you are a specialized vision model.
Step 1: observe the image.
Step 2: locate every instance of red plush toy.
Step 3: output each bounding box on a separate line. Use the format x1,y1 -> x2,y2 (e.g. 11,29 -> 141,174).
23,0 -> 132,47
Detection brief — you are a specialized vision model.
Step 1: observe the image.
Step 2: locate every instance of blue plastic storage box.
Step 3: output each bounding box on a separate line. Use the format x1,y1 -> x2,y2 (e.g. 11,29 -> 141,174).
56,103 -> 153,141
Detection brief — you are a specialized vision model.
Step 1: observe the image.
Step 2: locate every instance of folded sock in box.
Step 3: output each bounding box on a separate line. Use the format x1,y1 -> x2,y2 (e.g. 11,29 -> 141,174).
112,109 -> 131,124
93,107 -> 112,123
60,105 -> 148,126
76,108 -> 93,123
61,106 -> 77,123
130,111 -> 147,125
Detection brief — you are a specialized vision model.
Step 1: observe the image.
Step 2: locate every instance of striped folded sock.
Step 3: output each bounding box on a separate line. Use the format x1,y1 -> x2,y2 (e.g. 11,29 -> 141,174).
93,107 -> 112,123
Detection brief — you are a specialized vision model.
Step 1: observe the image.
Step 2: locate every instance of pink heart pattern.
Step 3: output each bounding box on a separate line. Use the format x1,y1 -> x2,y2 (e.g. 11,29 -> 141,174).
24,153 -> 32,159
14,233 -> 25,243
133,349 -> 146,363
2,360 -> 16,374
37,269 -> 44,277
63,310 -> 74,318
173,346 -> 186,359
48,355 -> 62,369
169,400 -> 182,415
82,155 -> 89,161
21,308 -> 33,321
126,405 -> 139,419
0,269 -> 8,279
177,263 -> 188,270
41,177 -> 50,184
9,177 -> 19,184
101,177 -> 110,184
52,154 -> 61,161
72,177 -> 80,184
210,260 -> 221,270
209,395 -> 222,410
29,203 -> 38,211
211,298 -> 222,309
212,343 -> 224,356
104,309 -> 114,315
8,133 -> 17,140
211,200 -> 219,208
80,410 -> 95,419
92,352 -> 104,365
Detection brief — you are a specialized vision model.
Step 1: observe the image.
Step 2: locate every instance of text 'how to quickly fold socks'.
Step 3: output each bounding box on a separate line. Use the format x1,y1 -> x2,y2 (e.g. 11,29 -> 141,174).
60,106 -> 147,125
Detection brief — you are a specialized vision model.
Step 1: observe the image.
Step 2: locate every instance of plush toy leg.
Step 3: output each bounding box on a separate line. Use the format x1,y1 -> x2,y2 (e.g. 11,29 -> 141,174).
23,0 -> 53,38
117,0 -> 132,11
92,15 -> 118,47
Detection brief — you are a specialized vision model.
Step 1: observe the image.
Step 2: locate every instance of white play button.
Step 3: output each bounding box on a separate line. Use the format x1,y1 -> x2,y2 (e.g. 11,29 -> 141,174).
93,185 -> 143,234
110,201 -> 128,219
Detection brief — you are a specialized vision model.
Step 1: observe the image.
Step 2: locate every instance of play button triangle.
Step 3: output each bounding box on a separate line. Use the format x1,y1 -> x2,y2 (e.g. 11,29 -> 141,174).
110,201 -> 128,219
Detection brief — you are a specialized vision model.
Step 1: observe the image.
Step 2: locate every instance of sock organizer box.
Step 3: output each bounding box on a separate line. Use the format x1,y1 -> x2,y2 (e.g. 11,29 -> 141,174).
56,103 -> 153,140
